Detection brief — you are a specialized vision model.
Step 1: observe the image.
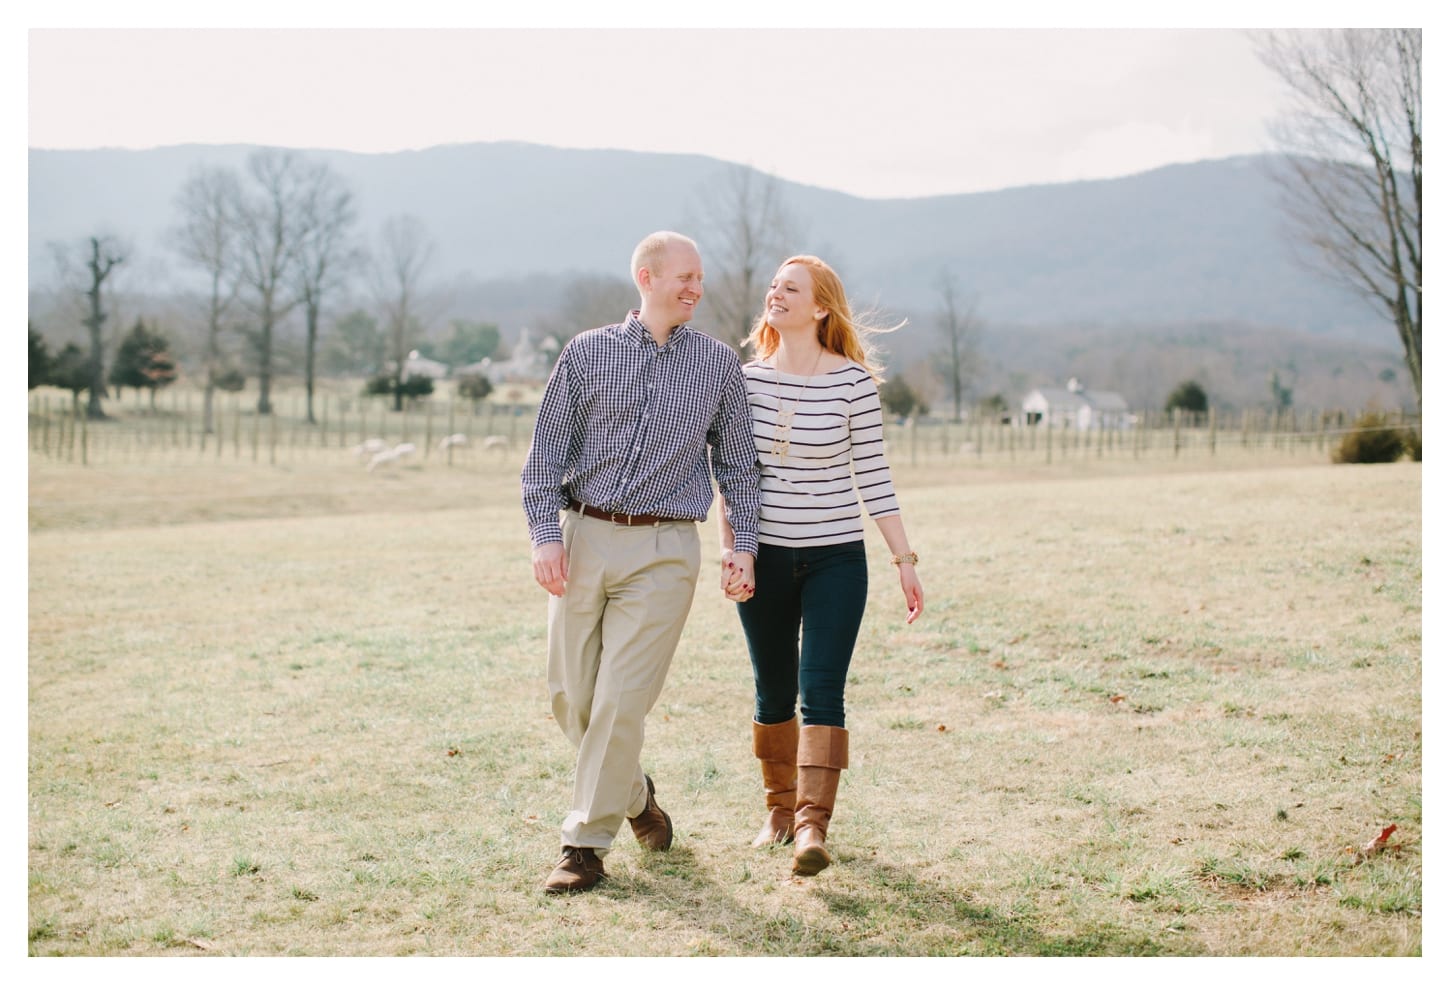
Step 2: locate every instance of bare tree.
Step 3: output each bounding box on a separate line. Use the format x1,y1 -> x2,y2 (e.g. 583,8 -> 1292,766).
535,273 -> 639,352
234,149 -> 312,415
933,269 -> 981,422
80,236 -> 126,419
691,164 -> 803,348
1255,28 -> 1421,409
294,163 -> 360,423
172,166 -> 242,434
373,214 -> 435,411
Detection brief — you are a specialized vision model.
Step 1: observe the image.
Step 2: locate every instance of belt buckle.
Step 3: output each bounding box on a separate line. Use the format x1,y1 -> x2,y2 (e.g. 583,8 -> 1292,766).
610,511 -> 630,525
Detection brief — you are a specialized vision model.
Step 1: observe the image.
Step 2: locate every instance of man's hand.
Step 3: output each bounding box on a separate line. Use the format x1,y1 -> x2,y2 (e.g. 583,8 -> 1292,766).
722,551 -> 755,602
532,542 -> 568,596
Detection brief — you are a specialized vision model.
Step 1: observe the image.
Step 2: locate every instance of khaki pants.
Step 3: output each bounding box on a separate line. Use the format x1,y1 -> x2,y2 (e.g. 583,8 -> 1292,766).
547,511 -> 701,851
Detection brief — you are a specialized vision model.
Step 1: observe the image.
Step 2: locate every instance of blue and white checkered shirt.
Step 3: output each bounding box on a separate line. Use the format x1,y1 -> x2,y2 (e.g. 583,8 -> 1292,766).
521,311 -> 761,554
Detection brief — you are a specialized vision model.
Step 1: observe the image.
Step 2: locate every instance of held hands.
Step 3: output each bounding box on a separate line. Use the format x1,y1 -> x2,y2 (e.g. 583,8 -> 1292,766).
721,550 -> 755,602
532,542 -> 568,597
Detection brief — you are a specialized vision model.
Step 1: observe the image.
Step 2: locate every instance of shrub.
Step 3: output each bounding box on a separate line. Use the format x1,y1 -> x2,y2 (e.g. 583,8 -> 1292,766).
364,373 -> 435,399
211,367 -> 246,392
880,376 -> 924,418
398,374 -> 435,399
1403,428 -> 1422,462
456,373 -> 493,401
1332,412 -> 1406,464
1165,380 -> 1208,414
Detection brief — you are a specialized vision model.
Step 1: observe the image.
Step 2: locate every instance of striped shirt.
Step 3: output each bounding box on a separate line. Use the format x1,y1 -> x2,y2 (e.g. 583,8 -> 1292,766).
743,359 -> 901,548
522,312 -> 761,553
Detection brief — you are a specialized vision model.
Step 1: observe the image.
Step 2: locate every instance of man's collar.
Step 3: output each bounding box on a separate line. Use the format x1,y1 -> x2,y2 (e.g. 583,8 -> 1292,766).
625,310 -> 689,348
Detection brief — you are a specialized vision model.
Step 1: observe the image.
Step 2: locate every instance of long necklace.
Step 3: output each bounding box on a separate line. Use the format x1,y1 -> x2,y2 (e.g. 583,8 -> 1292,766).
771,346 -> 825,462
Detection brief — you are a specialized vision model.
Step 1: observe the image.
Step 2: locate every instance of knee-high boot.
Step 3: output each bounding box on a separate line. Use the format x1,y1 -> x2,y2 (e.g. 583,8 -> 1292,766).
751,718 -> 799,846
792,724 -> 848,876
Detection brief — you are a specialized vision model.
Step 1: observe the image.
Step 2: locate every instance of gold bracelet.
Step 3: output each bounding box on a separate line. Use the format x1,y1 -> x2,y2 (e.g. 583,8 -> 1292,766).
890,551 -> 919,566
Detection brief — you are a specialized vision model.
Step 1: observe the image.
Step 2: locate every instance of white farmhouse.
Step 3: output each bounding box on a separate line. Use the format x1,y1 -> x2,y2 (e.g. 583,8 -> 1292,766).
1021,378 -> 1131,430
454,327 -> 557,385
401,350 -> 450,380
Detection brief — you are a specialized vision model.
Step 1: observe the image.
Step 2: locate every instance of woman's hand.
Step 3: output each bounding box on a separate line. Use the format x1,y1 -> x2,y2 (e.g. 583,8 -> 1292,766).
721,550 -> 756,602
897,562 -> 923,624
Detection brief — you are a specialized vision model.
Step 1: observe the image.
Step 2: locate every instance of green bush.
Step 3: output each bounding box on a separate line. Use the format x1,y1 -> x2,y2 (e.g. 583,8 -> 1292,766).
211,367 -> 246,392
364,373 -> 435,400
880,376 -> 924,418
1165,380 -> 1208,414
456,373 -> 493,401
1332,412 -> 1406,464
1403,428 -> 1422,462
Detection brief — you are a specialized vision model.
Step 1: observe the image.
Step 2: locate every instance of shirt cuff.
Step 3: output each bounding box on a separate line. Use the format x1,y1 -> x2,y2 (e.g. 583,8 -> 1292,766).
729,530 -> 758,557
529,517 -> 563,547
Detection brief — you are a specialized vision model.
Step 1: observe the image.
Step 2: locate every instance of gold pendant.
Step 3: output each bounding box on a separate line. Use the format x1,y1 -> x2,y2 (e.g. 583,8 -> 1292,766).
772,418 -> 793,461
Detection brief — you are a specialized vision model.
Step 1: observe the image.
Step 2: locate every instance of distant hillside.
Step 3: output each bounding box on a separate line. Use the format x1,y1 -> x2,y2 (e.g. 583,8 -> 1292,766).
29,142 -> 1381,332
28,141 -> 1414,411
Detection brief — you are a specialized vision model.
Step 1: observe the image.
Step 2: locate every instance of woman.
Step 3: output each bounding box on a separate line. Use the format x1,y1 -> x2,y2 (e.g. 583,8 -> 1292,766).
719,254 -> 924,877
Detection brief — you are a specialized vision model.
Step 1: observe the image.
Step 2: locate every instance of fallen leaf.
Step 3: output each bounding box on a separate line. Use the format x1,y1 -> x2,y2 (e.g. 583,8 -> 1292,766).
937,724 -> 948,732
1350,824 -> 1398,863
1109,694 -> 1126,704
1364,824 -> 1397,853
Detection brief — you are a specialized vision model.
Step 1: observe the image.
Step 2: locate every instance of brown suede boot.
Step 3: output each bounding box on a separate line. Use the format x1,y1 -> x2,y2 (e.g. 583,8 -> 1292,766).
751,718 -> 799,846
792,725 -> 848,876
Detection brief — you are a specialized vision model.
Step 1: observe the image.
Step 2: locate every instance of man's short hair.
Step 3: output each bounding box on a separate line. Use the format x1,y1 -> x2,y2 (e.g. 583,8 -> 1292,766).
630,231 -> 699,282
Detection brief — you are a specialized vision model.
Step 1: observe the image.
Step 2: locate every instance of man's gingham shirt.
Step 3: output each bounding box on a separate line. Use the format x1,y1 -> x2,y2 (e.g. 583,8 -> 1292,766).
743,359 -> 901,548
522,312 -> 761,554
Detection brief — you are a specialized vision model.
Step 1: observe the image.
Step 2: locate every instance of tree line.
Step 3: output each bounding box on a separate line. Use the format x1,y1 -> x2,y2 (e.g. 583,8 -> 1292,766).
30,30 -> 1420,431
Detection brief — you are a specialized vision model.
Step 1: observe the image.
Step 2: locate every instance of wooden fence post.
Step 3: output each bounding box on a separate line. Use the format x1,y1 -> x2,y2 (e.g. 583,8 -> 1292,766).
447,400 -> 457,467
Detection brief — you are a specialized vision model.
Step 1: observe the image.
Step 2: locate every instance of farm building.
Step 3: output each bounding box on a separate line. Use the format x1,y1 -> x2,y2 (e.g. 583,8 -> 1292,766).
400,350 -> 450,380
1021,378 -> 1131,429
454,327 -> 557,385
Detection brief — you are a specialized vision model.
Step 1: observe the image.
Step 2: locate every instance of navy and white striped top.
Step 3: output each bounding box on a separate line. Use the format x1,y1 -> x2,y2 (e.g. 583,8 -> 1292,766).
743,359 -> 901,548
522,312 -> 761,553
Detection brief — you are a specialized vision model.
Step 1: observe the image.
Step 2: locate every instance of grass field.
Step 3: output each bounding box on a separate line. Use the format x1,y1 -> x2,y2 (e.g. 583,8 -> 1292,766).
26,451 -> 1422,957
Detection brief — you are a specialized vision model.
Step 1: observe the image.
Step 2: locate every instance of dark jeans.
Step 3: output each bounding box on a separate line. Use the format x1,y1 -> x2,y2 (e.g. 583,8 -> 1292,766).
736,540 -> 868,729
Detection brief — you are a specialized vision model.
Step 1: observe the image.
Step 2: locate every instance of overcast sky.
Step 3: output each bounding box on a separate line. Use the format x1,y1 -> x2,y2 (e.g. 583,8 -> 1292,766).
26,19 -> 1309,200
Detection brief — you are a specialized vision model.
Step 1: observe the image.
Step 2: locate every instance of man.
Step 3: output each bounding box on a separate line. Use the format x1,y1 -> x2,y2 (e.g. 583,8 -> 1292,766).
521,230 -> 760,894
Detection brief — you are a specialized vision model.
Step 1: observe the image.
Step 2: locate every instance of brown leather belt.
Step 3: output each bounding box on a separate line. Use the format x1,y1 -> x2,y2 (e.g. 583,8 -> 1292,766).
567,498 -> 679,527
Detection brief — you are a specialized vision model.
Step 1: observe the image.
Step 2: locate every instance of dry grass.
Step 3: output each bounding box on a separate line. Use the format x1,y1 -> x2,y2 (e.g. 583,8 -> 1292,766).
26,451 -> 1421,956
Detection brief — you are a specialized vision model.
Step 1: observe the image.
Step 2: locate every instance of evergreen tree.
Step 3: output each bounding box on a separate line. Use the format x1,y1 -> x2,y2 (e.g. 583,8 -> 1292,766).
1164,380 -> 1209,414
880,376 -> 924,419
110,318 -> 179,408
51,343 -> 93,416
29,325 -> 53,389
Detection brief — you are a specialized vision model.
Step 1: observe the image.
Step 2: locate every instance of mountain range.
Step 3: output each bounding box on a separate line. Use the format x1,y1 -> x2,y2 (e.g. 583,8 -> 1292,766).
27,142 -> 1413,411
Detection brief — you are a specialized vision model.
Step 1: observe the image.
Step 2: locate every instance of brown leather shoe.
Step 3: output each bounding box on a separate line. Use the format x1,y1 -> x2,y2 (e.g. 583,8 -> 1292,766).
628,774 -> 673,851
542,846 -> 606,894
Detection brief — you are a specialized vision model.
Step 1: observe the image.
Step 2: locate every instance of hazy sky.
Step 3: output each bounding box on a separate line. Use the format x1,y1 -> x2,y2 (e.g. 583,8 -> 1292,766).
26,19 -> 1304,200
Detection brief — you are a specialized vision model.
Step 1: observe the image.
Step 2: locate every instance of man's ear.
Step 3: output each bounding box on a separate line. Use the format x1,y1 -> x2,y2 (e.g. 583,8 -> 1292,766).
635,266 -> 652,294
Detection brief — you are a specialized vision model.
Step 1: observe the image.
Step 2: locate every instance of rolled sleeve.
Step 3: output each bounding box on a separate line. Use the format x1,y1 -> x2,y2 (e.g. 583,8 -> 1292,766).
709,363 -> 761,556
520,347 -> 576,546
